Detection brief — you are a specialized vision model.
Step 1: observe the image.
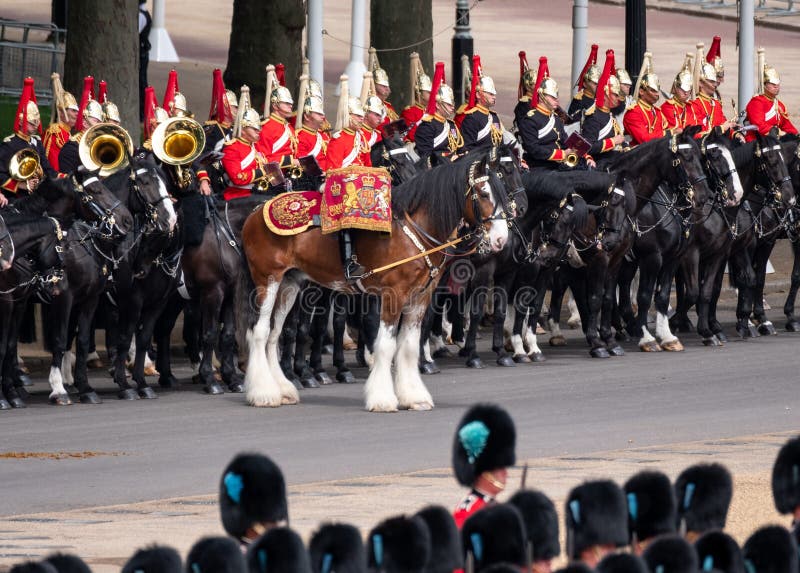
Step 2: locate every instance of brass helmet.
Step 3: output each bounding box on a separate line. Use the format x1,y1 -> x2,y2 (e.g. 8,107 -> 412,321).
63,91 -> 79,111
270,85 -> 294,106
699,62 -> 717,83
308,79 -> 323,99
83,100 -> 104,125
241,108 -> 261,130
521,69 -> 537,95
304,95 -> 325,116
641,72 -> 660,92
26,100 -> 41,126
103,101 -> 121,123
606,75 -> 622,96
674,54 -> 694,93
363,94 -> 385,119
225,89 -> 238,111
616,68 -> 632,87
437,83 -> 455,107
348,96 -> 365,117
478,75 -> 497,96
539,77 -> 559,100
584,64 -> 601,85
171,92 -> 189,117
154,106 -> 170,125
764,64 -> 780,86
368,47 -> 390,87
418,73 -> 432,94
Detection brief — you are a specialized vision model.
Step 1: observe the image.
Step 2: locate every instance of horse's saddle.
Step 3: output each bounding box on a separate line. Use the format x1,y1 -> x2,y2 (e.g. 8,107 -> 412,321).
262,191 -> 322,236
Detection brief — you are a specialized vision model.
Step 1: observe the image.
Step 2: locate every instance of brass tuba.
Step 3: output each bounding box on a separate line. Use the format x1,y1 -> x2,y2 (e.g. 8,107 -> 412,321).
564,152 -> 579,168
9,148 -> 41,181
152,116 -> 206,189
79,122 -> 134,177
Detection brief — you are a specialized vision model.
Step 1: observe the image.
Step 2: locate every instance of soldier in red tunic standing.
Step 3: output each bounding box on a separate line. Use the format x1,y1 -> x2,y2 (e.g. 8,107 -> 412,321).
452,403 -> 516,529
745,54 -> 797,142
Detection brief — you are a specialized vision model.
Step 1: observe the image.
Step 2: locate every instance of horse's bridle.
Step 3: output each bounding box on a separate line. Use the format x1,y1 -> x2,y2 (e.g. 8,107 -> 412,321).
74,174 -> 127,238
0,217 -> 65,295
670,140 -> 708,206
132,167 -> 173,233
754,142 -> 794,208
702,141 -> 738,203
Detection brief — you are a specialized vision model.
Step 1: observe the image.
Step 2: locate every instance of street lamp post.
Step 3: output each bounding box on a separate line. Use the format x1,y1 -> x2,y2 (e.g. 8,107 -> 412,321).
148,0 -> 179,63
343,0 -> 367,97
738,0 -> 755,116
308,0 -> 324,95
452,0 -> 473,108
571,0 -> 588,97
625,0 -> 646,83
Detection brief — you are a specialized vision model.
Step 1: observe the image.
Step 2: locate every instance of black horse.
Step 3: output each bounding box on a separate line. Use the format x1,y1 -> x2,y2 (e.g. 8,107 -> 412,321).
779,135 -> 800,331
0,213 -> 12,271
370,131 -> 420,185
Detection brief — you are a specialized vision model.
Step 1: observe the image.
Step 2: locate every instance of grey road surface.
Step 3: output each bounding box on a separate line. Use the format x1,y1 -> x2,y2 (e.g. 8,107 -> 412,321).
1,317 -> 798,517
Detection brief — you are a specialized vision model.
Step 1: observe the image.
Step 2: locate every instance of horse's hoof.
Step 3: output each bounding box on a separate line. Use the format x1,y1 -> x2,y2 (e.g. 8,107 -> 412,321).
660,339 -> 684,352
513,354 -> 532,364
64,384 -> 79,396
590,347 -> 611,359
16,372 -> 33,387
567,318 -> 582,329
786,320 -> 800,332
281,393 -> 300,405
367,400 -> 399,413
336,371 -> 356,384
0,399 -> 10,410
118,388 -> 139,400
315,371 -> 333,385
703,335 -> 723,347
138,387 -> 158,400
608,345 -> 625,357
714,331 -> 729,343
757,322 -> 777,336
49,393 -> 71,406
746,324 -> 760,338
408,401 -> 434,411
15,386 -> 30,399
530,352 -> 546,362
158,375 -> 179,389
80,391 -> 102,405
227,382 -> 244,393
300,375 -> 319,389
9,396 -> 27,409
496,355 -> 516,367
549,335 -> 567,347
432,347 -> 454,358
466,357 -> 485,369
419,361 -> 440,375
203,381 -> 225,395
248,395 -> 282,408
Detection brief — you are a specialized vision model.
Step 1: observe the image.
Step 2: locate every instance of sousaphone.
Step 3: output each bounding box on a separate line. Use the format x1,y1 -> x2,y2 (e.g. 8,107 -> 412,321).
79,122 -> 135,177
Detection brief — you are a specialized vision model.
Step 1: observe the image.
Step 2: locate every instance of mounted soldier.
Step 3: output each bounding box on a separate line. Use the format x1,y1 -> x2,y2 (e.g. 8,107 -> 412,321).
414,61 -> 463,168
258,64 -> 298,179
623,52 -> 670,146
569,43 -> 600,126
368,47 -> 400,125
43,73 -> 78,172
460,55 -> 503,152
745,49 -> 797,142
295,76 -> 329,176
58,76 -> 105,175
97,80 -> 121,126
140,86 -> 169,153
661,54 -> 700,131
612,67 -> 633,120
690,42 -> 738,136
0,77 -> 61,206
201,69 -> 238,195
581,48 -> 627,167
513,51 -> 538,131
401,52 -> 431,143
221,86 -> 272,201
360,72 -> 387,156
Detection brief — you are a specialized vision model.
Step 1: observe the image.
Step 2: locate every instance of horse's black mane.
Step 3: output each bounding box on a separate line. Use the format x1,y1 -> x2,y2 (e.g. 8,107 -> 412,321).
392,146 -> 507,238
605,135 -> 669,173
731,140 -> 757,168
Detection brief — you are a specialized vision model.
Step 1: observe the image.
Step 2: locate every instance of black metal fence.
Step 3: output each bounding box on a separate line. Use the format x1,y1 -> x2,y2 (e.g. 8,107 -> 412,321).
0,19 -> 66,105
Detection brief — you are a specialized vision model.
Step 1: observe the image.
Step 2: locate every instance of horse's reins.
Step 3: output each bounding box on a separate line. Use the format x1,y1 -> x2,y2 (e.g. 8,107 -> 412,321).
0,213 -> 14,266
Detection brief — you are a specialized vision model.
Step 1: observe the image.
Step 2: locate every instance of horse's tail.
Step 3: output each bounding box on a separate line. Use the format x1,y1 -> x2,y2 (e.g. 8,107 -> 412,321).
234,252 -> 258,354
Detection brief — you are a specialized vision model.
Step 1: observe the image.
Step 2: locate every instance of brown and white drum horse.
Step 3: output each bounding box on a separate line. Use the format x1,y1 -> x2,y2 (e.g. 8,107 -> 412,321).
238,147 -> 515,411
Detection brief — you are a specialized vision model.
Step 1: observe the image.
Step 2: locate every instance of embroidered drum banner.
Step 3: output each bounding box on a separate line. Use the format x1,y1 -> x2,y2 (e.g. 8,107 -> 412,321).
262,191 -> 321,236
321,166 -> 392,235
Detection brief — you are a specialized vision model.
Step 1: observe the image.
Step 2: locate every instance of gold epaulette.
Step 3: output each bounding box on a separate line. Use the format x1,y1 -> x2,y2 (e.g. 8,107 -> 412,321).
574,93 -> 583,101
421,114 -> 434,122
204,120 -> 219,127
464,106 -> 482,115
46,124 -> 63,135
519,96 -> 531,103
584,104 -> 596,117
222,138 -> 238,146
455,104 -> 469,116
3,135 -> 15,143
69,132 -> 83,143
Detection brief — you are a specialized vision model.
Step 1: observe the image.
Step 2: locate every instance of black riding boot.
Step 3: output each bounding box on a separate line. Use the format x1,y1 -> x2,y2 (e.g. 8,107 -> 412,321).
338,230 -> 365,282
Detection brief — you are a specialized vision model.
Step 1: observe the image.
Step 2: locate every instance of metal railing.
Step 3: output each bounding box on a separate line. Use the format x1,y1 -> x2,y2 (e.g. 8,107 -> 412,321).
756,0 -> 798,16
0,19 -> 65,104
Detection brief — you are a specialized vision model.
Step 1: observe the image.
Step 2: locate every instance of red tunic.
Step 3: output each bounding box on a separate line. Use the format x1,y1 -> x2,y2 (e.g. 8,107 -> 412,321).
326,128 -> 370,170
453,490 -> 493,529
660,99 -> 700,130
221,138 -> 263,201
623,101 -> 669,146
296,126 -> 329,172
690,93 -> 727,133
360,126 -> 381,165
401,104 -> 425,142
745,94 -> 798,142
379,100 -> 400,128
43,123 -> 71,172
257,113 -> 297,168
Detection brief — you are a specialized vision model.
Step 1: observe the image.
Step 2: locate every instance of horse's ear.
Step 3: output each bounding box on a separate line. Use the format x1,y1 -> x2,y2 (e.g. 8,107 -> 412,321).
683,125 -> 703,140
769,126 -> 780,140
713,125 -> 723,138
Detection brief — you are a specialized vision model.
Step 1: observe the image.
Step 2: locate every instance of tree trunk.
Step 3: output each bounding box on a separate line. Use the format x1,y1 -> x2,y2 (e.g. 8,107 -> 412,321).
224,0 -> 306,115
370,0 -> 433,110
64,0 -> 139,142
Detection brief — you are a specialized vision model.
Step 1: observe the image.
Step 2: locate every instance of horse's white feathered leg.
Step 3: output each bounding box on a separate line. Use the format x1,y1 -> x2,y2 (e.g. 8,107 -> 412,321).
395,306 -> 434,411
266,280 -> 301,405
245,280 -> 282,407
365,321 -> 399,412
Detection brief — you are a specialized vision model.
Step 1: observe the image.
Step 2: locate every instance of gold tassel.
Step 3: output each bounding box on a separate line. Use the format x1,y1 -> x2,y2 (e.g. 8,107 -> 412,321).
409,52 -> 421,107
360,71 -> 375,106
233,85 -> 251,139
295,73 -> 309,130
692,42 -> 705,98
263,64 -> 276,117
757,47 -> 765,95
50,72 -> 66,126
633,51 -> 652,102
335,75 -> 349,133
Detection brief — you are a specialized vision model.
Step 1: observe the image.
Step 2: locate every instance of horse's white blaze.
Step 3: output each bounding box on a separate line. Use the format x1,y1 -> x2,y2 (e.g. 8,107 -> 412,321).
364,321 -> 399,412
266,281 -> 301,404
639,325 -> 656,346
245,281 -> 282,407
524,326 -> 542,356
394,307 -> 433,409
655,311 -> 677,343
487,218 -> 508,252
62,351 -> 75,387
721,147 -> 744,204
157,176 -> 178,232
48,365 -> 67,398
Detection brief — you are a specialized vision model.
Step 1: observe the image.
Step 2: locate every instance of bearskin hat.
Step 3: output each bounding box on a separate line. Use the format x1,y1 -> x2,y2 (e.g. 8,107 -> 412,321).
674,463 -> 733,533
247,527 -> 311,573
43,554 -> 92,573
309,523 -> 367,573
452,403 -> 516,487
743,525 -> 799,573
461,504 -> 527,571
695,530 -> 744,573
414,505 -> 462,573
367,515 -> 431,573
186,537 -> 246,573
507,489 -> 560,560
565,480 -> 628,559
10,563 -> 58,573
596,553 -> 649,573
122,545 -> 182,573
624,470 -> 677,543
771,435 -> 800,514
219,453 -> 288,540
642,535 -> 698,573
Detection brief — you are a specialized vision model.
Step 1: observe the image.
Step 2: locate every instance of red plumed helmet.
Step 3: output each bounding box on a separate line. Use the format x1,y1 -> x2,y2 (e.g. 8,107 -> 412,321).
467,54 -> 482,109
276,63 -> 286,87
531,56 -> 549,109
163,69 -> 179,115
577,44 -> 599,90
427,61 -> 446,116
208,68 -> 232,124
518,50 -> 529,99
98,80 -> 108,103
14,77 -> 41,135
75,76 -> 95,132
595,49 -> 616,109
706,36 -> 721,63
143,86 -> 160,141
